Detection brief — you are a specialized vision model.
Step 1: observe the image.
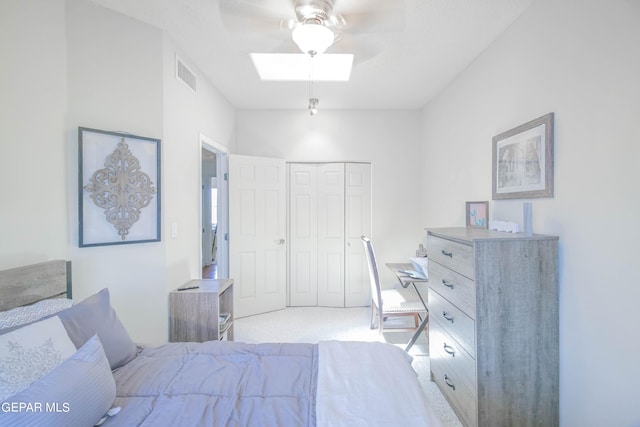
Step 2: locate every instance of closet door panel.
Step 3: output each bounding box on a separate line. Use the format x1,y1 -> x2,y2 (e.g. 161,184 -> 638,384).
317,163 -> 345,307
288,164 -> 318,306
345,163 -> 372,307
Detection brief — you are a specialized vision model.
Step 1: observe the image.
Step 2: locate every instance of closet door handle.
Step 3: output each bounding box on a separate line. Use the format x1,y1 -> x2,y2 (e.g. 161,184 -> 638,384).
275,238 -> 285,245
442,311 -> 454,323
441,249 -> 453,258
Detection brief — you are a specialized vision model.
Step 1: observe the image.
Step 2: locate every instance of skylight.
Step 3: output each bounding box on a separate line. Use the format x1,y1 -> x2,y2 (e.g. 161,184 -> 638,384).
250,53 -> 353,81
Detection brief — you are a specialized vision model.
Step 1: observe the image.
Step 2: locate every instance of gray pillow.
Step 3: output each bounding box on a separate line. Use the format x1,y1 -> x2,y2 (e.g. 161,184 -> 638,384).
57,288 -> 136,369
0,335 -> 116,427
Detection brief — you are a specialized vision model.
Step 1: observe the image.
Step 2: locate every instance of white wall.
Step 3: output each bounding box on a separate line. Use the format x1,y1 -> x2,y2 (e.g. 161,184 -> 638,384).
65,0 -> 166,343
1,0 -> 236,344
162,36 -> 236,300
65,2 -> 236,343
235,109 -> 423,284
421,0 -> 640,425
0,0 -> 68,268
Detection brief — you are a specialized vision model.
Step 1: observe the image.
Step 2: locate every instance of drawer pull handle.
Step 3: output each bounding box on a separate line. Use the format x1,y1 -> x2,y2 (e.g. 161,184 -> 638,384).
441,249 -> 453,258
444,374 -> 456,390
442,279 -> 454,289
443,343 -> 456,357
442,311 -> 454,323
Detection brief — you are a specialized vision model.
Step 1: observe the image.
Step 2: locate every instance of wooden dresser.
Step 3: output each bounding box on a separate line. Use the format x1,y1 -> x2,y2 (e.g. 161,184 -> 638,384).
169,279 -> 234,342
427,227 -> 558,427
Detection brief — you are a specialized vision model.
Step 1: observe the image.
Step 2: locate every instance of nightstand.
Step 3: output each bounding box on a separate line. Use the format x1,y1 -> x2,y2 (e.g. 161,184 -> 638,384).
169,279 -> 234,342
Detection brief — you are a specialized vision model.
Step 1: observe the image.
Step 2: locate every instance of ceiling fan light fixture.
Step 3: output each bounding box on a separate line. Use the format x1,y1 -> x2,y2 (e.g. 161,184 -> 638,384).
292,23 -> 334,55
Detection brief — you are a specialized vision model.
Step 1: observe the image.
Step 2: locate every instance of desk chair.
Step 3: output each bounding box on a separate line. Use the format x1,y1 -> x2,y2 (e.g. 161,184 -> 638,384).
361,236 -> 426,335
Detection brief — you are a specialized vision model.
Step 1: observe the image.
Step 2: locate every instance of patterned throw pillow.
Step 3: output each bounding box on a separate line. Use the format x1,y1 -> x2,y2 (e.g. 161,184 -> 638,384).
0,298 -> 74,330
0,335 -> 116,427
0,316 -> 76,401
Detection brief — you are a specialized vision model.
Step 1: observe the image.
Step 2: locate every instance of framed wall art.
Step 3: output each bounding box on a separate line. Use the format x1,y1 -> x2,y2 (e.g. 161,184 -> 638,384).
79,127 -> 161,247
466,201 -> 489,228
492,113 -> 554,200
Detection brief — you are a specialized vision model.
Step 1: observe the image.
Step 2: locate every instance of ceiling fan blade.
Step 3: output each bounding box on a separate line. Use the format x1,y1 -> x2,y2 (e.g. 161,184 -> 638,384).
328,32 -> 378,65
332,0 -> 406,33
218,0 -> 296,34
271,39 -> 300,54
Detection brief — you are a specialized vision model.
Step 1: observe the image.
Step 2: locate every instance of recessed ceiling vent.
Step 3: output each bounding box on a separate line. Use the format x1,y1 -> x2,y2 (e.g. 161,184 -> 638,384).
176,56 -> 197,92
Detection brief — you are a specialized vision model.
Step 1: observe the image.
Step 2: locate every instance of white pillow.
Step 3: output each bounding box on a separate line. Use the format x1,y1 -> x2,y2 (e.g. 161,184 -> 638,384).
0,335 -> 116,427
0,316 -> 76,401
0,298 -> 74,330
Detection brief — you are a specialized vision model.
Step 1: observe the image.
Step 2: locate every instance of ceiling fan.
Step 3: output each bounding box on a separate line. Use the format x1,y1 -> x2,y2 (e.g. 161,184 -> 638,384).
219,0 -> 406,58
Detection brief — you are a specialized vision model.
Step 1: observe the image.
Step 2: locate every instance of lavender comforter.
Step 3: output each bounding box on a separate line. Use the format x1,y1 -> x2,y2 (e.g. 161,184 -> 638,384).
102,340 -> 442,427
105,341 -> 318,426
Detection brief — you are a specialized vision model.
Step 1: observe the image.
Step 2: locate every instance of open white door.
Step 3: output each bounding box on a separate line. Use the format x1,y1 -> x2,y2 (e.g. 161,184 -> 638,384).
229,154 -> 287,318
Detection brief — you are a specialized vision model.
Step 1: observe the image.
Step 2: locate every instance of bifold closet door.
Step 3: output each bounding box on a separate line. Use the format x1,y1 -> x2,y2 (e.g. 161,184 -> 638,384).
288,163 -> 318,306
288,163 -> 345,307
344,163 -> 372,307
316,163 -> 345,307
288,162 -> 370,308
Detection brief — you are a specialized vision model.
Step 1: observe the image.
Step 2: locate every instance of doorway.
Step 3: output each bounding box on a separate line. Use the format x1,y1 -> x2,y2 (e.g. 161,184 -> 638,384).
200,134 -> 229,280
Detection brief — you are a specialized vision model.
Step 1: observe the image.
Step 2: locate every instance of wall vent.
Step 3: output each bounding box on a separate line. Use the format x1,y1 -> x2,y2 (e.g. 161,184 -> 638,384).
176,56 -> 197,92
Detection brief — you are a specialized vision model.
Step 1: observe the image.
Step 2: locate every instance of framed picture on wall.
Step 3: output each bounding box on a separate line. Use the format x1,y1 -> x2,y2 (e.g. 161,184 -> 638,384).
79,127 -> 161,247
492,113 -> 554,200
466,201 -> 489,228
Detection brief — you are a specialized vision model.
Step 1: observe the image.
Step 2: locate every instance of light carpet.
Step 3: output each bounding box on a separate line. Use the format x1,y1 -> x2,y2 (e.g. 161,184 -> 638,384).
234,306 -> 462,427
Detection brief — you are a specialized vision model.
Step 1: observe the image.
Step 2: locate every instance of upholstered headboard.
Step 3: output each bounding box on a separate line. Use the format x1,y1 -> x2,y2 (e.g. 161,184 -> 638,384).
0,260 -> 71,311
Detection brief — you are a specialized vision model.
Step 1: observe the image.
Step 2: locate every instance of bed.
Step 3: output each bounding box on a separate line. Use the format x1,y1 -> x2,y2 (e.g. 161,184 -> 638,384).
0,260 -> 442,427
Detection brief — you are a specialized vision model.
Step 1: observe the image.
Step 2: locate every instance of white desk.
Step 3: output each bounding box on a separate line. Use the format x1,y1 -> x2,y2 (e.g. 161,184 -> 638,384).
386,263 -> 429,351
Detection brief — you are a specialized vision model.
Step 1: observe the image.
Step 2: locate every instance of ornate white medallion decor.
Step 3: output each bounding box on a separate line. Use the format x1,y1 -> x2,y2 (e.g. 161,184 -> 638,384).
83,138 -> 156,241
79,127 -> 161,247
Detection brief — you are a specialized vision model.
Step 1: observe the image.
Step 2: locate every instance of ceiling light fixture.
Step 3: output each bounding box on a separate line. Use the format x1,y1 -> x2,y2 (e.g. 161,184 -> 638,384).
292,22 -> 334,55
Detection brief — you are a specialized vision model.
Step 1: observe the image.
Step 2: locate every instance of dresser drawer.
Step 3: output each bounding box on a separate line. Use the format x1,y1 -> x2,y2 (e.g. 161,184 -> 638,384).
429,261 -> 476,317
428,235 -> 474,279
429,289 -> 476,357
430,320 -> 476,393
431,349 -> 478,427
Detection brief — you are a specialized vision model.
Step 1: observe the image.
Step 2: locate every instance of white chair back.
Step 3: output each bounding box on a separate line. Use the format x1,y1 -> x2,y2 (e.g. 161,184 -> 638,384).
361,236 -> 383,312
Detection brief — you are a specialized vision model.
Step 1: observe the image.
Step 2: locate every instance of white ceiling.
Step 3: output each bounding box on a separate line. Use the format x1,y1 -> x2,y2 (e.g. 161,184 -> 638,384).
90,0 -> 532,110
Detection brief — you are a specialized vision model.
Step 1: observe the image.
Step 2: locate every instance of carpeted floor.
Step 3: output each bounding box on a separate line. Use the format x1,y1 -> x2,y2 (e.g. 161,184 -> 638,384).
234,306 -> 462,427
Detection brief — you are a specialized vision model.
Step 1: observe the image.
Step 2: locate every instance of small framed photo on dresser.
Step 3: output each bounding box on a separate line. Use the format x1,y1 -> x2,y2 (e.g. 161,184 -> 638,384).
466,201 -> 489,228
